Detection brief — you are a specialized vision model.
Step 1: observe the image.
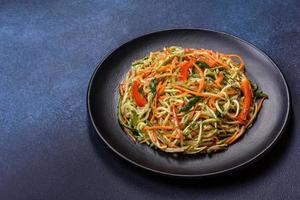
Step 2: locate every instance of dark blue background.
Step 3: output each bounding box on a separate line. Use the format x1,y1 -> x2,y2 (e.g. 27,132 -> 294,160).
1,1 -> 299,199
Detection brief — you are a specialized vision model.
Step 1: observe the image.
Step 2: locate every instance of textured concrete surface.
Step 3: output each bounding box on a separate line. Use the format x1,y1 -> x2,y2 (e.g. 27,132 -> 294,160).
0,0 -> 299,199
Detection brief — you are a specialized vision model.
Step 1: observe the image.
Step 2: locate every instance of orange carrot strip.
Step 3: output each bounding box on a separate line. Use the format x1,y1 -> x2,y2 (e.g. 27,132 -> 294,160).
199,114 -> 209,119
164,134 -> 177,138
147,131 -> 158,144
227,54 -> 245,71
171,56 -> 178,64
173,85 -> 210,97
119,84 -> 124,96
193,63 -> 206,92
224,126 -> 246,145
226,89 -> 238,95
208,96 -> 217,109
159,52 -> 166,60
246,97 -> 266,127
256,97 -> 266,113
197,50 -> 230,69
237,79 -> 253,124
154,73 -> 177,79
172,105 -> 179,128
215,72 -> 224,88
184,48 -> 194,53
150,113 -> 155,122
157,64 -> 173,72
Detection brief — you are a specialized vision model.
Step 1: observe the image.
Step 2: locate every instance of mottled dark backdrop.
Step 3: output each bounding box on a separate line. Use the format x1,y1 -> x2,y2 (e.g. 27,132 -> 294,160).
0,0 -> 299,199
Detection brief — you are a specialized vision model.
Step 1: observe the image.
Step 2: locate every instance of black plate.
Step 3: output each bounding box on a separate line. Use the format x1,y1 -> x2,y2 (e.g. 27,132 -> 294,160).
87,29 -> 290,177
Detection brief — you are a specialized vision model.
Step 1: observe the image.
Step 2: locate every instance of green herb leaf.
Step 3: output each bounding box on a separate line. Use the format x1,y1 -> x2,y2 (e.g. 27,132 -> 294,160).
249,80 -> 258,92
150,78 -> 158,94
191,67 -> 200,78
131,129 -> 140,136
196,61 -> 210,69
145,120 -> 153,126
216,110 -> 224,118
180,96 -> 201,112
120,124 -> 140,136
249,80 -> 268,100
255,91 -> 268,99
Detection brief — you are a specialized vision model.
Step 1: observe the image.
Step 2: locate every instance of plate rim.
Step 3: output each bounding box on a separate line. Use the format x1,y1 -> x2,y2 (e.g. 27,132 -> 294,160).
87,28 -> 291,177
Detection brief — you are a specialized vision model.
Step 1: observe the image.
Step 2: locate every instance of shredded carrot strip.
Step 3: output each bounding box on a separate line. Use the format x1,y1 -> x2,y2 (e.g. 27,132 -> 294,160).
173,85 -> 210,97
172,105 -> 180,127
164,134 -> 177,138
226,89 -> 238,95
158,64 -> 176,72
215,72 -> 224,88
225,126 -> 246,145
227,54 -> 245,71
119,84 -> 124,96
159,52 -> 167,60
171,57 -> 178,64
197,50 -> 230,69
246,97 -> 266,127
154,73 -> 177,79
208,96 -> 217,109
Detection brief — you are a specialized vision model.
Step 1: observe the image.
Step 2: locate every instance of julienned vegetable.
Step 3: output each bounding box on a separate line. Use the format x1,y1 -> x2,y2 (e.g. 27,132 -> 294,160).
150,78 -> 158,94
180,96 -> 201,112
118,46 -> 267,154
179,60 -> 194,81
196,61 -> 210,69
237,79 -> 253,124
132,80 -> 147,107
